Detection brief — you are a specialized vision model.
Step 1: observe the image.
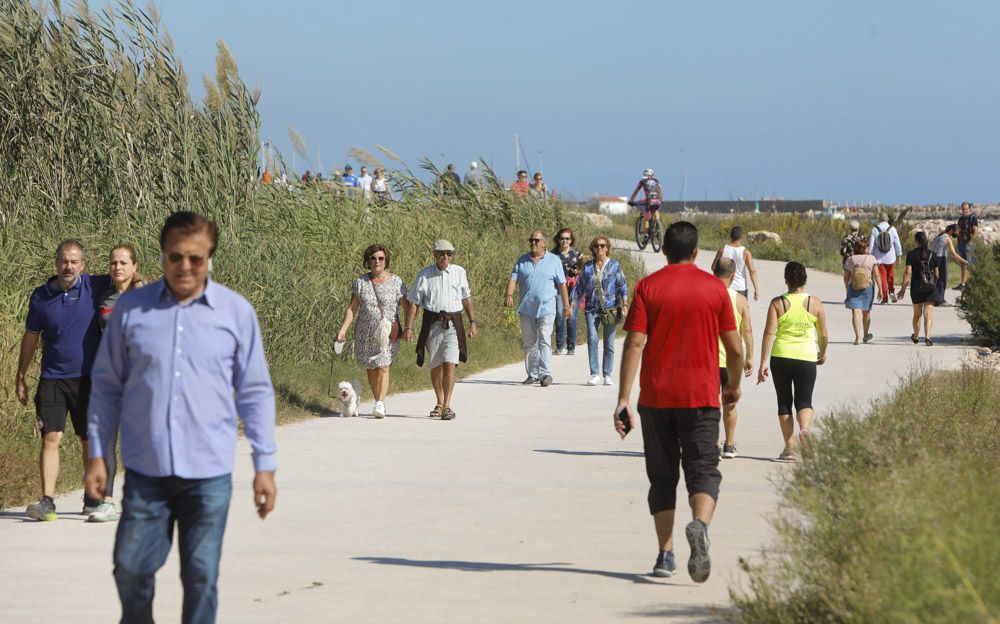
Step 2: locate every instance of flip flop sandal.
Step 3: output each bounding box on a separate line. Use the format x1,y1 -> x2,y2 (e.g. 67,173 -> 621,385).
429,405 -> 443,418
441,408 -> 456,421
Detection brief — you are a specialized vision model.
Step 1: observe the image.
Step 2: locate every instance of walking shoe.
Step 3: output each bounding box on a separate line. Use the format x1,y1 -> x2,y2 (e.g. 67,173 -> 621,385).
82,500 -> 101,515
925,338 -> 934,346
555,347 -> 567,356
863,333 -> 874,343
954,283 -> 965,291
911,333 -> 919,344
889,292 -> 898,303
26,497 -> 57,521
603,376 -> 614,386
587,375 -> 600,386
372,401 -> 385,419
721,444 -> 738,459
685,519 -> 712,583
522,376 -> 538,385
540,375 -> 553,387
86,501 -> 120,523
652,550 -> 677,578
566,349 -> 575,355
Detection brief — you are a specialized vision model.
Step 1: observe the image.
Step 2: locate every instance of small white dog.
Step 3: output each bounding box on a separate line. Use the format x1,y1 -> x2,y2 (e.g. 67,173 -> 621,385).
335,380 -> 361,418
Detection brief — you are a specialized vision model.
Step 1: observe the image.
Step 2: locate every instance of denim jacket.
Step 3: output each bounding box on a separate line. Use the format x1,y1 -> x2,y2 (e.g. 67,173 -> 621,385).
573,258 -> 628,312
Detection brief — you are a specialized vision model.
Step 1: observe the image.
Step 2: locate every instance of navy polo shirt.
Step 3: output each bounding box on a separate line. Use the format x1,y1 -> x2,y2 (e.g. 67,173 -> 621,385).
25,273 -> 111,379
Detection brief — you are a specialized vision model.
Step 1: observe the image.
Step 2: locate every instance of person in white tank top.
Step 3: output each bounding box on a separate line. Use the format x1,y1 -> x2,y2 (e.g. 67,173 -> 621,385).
711,226 -> 760,301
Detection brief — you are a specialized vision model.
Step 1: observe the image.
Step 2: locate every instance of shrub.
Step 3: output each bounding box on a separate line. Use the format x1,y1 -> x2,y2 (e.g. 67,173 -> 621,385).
730,366 -> 1000,623
958,241 -> 1000,348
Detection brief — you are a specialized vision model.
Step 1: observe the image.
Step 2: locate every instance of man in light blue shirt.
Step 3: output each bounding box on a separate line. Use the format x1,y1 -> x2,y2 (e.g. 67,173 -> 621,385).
504,230 -> 571,386
85,212 -> 277,624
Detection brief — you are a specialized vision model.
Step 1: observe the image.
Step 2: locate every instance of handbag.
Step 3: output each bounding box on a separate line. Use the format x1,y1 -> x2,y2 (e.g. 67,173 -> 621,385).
369,278 -> 400,353
596,263 -> 623,327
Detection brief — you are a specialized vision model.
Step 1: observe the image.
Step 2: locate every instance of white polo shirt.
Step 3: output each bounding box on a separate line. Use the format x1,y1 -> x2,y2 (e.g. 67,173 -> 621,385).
408,263 -> 471,314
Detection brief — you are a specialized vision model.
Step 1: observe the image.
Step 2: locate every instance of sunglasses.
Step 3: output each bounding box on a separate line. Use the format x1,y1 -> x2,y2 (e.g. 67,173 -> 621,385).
166,252 -> 208,266
435,250 -> 454,257
528,238 -> 544,243
369,255 -> 387,262
593,243 -> 607,249
558,237 -> 571,241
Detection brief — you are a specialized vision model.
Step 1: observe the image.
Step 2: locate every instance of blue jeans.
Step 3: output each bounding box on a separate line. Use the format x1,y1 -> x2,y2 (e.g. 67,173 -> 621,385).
584,310 -> 617,377
520,314 -> 555,379
554,297 -> 578,351
114,470 -> 232,624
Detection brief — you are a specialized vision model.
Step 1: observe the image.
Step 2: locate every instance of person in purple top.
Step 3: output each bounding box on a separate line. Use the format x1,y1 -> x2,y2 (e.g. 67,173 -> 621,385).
85,212 -> 277,624
17,239 -> 111,521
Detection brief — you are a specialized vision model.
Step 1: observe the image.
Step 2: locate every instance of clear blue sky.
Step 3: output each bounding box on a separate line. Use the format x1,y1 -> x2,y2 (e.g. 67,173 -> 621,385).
161,1 -> 999,204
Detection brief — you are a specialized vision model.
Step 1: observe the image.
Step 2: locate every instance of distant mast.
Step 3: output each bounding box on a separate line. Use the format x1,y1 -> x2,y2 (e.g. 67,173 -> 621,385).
515,133 -> 521,172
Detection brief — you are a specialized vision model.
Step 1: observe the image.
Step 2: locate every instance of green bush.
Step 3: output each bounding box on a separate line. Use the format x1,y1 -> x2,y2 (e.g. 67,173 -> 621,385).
958,241 -> 1000,348
731,366 -> 1000,623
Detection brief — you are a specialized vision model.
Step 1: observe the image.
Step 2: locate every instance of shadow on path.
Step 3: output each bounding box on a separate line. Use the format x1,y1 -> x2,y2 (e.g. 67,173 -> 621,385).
353,556 -> 665,585
624,604 -> 732,621
534,449 -> 644,458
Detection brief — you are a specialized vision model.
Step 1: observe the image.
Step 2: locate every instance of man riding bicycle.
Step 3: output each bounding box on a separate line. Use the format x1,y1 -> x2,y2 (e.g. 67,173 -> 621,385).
628,168 -> 663,234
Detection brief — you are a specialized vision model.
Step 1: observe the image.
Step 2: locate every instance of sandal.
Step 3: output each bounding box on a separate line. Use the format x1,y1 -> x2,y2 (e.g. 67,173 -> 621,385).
441,408 -> 456,421
429,405 -> 443,418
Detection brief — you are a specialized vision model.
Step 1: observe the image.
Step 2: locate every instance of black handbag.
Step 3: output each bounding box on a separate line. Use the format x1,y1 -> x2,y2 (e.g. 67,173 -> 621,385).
596,264 -> 623,327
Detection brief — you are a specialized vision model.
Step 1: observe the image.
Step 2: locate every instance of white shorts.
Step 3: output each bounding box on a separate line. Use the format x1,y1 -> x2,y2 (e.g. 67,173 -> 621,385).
427,321 -> 460,368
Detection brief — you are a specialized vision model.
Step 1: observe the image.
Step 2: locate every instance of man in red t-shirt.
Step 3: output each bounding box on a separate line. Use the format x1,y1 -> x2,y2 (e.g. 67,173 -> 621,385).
616,220 -> 744,583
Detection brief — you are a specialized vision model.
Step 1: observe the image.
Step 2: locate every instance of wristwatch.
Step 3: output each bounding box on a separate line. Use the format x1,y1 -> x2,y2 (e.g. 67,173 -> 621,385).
469,320 -> 477,325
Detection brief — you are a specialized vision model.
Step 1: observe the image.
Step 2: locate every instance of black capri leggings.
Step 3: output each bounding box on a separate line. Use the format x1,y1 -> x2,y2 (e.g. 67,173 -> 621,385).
770,356 -> 817,415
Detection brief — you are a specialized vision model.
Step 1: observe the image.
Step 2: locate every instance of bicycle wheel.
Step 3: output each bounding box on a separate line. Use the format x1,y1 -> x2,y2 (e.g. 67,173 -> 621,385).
650,219 -> 662,252
634,215 -> 648,250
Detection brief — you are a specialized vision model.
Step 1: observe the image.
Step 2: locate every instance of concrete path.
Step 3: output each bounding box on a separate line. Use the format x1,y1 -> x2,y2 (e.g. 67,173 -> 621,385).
0,247 -> 973,623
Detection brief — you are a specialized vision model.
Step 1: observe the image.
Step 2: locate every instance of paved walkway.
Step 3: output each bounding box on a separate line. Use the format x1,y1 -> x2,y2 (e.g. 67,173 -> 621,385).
0,247 -> 973,623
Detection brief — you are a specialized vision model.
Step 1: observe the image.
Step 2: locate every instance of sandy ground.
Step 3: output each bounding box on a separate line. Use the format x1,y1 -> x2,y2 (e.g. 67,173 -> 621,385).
0,245 -> 974,623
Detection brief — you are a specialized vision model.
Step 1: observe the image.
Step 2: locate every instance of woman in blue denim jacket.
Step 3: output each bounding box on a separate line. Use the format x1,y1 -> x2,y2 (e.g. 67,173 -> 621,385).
573,236 -> 629,386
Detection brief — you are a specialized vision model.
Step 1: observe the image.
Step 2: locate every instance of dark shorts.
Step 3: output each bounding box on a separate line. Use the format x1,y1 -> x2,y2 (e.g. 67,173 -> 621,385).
34,377 -> 90,438
638,405 -> 722,514
957,241 -> 975,265
719,368 -> 729,392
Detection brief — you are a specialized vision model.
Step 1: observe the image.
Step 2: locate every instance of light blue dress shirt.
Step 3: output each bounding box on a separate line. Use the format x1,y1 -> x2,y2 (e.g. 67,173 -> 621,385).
511,252 -> 566,318
88,279 -> 277,479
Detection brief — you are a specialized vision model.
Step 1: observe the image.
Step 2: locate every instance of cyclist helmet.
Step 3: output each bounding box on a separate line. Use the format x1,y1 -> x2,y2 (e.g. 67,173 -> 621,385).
643,168 -> 654,177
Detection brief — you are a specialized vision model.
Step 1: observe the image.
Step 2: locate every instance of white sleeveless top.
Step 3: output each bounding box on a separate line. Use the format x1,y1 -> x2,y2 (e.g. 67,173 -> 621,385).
722,244 -> 748,291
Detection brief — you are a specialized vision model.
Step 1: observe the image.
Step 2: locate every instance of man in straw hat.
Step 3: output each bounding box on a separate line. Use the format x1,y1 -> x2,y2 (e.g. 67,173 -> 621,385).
404,240 -> 477,420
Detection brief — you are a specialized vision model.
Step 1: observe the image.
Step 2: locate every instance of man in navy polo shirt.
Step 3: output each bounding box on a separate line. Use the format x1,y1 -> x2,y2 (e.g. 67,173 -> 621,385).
16,239 -> 111,521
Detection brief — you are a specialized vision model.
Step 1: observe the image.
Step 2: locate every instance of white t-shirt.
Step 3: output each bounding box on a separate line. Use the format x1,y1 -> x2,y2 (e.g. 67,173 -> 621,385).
722,244 -> 748,292
358,175 -> 373,197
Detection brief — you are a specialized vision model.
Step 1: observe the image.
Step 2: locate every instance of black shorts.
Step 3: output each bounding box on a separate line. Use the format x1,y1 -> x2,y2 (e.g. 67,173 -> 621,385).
34,377 -> 90,438
769,356 -> 816,416
638,405 -> 722,514
719,368 -> 728,392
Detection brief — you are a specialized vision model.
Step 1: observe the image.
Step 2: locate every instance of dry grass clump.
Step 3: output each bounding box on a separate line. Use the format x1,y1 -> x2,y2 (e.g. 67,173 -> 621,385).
730,366 -> 1000,623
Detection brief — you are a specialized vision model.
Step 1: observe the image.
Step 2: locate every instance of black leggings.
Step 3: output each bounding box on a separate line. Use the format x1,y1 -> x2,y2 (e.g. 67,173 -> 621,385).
770,356 -> 817,415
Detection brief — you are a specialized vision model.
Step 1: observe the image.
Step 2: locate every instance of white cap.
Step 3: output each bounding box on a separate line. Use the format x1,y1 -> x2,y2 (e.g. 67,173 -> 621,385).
470,161 -> 478,169
433,239 -> 455,252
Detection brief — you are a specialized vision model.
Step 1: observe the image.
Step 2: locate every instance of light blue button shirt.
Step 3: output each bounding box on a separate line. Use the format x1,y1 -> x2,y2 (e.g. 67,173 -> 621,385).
88,279 -> 277,479
511,252 -> 566,318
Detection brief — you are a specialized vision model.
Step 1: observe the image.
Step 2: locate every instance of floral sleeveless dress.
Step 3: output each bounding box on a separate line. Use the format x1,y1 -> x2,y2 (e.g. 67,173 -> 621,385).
352,273 -> 407,369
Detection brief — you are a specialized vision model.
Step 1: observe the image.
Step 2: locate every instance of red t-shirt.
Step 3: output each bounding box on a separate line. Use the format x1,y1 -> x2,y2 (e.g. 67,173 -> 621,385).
624,263 -> 736,409
509,180 -> 530,197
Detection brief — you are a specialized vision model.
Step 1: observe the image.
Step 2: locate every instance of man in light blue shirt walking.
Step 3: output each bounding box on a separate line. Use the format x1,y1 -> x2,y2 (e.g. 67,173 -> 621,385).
85,211 -> 277,624
504,230 -> 571,386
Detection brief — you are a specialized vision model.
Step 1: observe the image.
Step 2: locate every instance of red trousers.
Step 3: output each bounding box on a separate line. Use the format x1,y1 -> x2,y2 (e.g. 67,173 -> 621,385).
877,263 -> 894,302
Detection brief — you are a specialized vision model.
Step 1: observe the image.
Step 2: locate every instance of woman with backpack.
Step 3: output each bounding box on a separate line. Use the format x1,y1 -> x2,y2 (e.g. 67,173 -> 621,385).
842,238 -> 881,345
897,231 -> 938,345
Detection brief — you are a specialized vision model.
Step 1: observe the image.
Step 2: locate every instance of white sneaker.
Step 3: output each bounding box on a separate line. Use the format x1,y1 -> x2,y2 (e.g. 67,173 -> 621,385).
587,375 -> 600,386
372,401 -> 385,419
603,376 -> 614,386
555,347 -> 568,356
86,501 -> 120,523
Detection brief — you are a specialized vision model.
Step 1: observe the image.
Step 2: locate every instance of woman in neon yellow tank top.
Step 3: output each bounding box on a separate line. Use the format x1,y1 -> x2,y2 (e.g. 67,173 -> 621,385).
758,262 -> 829,461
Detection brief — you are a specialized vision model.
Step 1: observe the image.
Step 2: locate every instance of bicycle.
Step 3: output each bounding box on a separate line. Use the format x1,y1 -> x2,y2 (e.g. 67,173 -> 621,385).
632,202 -> 662,252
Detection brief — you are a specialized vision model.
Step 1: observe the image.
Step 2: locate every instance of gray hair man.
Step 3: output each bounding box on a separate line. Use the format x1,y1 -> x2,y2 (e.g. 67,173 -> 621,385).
404,240 -> 477,420
712,258 -> 754,459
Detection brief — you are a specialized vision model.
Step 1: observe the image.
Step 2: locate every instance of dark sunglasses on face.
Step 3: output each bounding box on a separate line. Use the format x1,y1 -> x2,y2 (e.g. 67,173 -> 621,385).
528,238 -> 543,243
166,252 -> 207,266
558,237 -> 571,241
369,255 -> 386,262
593,243 -> 607,249
435,251 -> 454,257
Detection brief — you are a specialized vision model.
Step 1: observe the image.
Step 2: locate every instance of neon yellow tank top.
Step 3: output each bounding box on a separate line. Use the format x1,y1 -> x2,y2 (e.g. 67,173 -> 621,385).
771,292 -> 819,362
719,289 -> 742,367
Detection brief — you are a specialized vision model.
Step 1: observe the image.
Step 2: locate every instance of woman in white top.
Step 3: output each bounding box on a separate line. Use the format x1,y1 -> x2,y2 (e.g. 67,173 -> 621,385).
371,167 -> 391,206
711,226 -> 759,301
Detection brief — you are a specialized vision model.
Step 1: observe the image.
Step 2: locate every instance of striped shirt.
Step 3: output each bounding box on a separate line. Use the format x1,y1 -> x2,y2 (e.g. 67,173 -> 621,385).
407,263 -> 471,314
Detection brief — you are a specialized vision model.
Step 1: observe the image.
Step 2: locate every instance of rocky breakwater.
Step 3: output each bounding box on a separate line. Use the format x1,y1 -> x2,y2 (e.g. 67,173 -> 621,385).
912,219 -> 999,245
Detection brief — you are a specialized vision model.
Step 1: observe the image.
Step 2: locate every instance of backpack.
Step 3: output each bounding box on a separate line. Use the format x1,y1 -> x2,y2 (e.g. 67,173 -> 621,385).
916,251 -> 936,293
875,224 -> 893,254
850,262 -> 871,290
